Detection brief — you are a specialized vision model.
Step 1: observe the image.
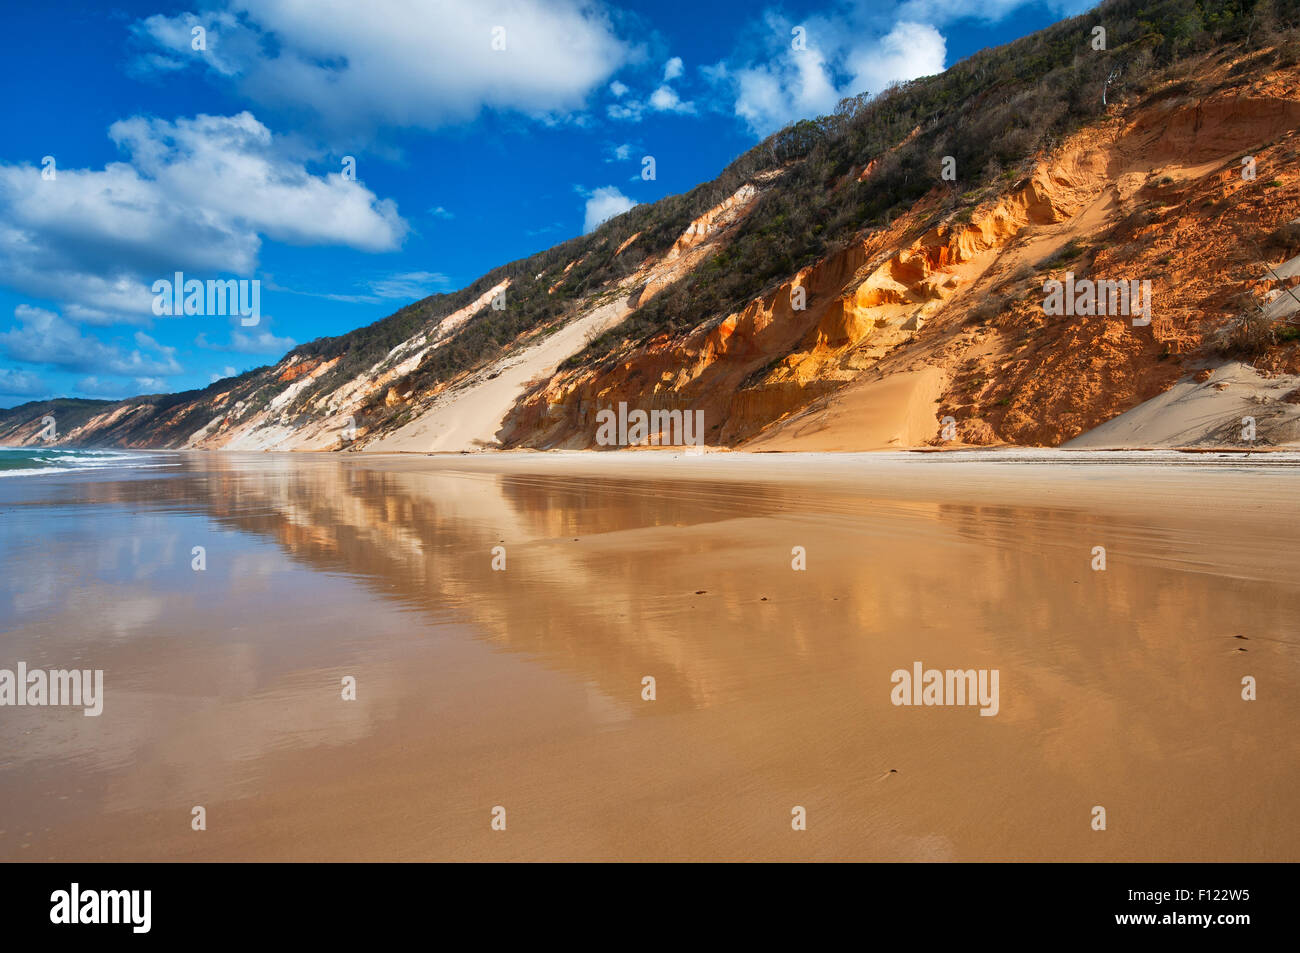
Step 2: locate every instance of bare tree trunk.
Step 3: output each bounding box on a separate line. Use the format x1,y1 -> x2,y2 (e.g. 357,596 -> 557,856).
1103,65 -> 1122,106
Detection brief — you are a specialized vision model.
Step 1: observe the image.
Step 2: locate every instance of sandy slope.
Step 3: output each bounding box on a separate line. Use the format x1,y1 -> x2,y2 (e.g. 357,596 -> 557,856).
365,296 -> 633,452
1065,361 -> 1300,449
742,367 -> 946,450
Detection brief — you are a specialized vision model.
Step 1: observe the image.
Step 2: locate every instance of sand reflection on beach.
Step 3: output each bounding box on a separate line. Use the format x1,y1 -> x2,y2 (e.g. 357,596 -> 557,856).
1,450 -> 1296,860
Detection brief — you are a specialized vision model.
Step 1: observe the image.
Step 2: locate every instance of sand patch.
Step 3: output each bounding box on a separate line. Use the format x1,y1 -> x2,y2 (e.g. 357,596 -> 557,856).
743,366 -> 947,450
365,296 -> 634,452
1066,361 -> 1300,448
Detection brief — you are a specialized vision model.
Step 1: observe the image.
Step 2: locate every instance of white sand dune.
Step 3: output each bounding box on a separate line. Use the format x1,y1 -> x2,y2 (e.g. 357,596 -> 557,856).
1066,361 -> 1300,449
1262,250 -> 1300,320
364,296 -> 633,452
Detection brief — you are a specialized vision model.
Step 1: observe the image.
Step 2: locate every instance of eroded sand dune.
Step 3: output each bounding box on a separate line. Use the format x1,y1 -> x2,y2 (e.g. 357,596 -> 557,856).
1066,361 -> 1300,449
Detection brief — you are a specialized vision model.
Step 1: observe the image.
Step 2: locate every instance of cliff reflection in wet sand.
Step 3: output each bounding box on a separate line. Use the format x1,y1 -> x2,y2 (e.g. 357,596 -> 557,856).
1,451 -> 1296,861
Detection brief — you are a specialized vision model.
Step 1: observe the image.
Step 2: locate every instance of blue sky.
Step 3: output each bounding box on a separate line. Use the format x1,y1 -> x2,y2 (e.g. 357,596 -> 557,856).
0,0 -> 1093,407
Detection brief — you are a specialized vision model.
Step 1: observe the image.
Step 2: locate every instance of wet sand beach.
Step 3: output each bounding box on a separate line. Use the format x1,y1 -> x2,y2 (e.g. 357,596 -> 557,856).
1,450 -> 1297,861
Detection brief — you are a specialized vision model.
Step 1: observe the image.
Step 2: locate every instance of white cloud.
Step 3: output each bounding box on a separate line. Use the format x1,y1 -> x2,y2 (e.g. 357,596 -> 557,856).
228,328 -> 296,354
132,1 -> 630,136
582,186 -> 637,233
368,271 -> 452,299
609,85 -> 696,120
648,85 -> 695,114
607,100 -> 644,122
74,375 -> 166,397
131,52 -> 188,75
605,56 -> 696,122
111,113 -> 406,250
0,368 -> 46,397
721,11 -> 946,137
132,10 -> 247,78
0,112 -> 408,320
895,0 -> 1093,24
733,45 -> 839,135
429,206 -> 454,220
844,21 -> 949,99
2,306 -> 182,377
198,317 -> 297,355
260,271 -> 449,306
76,377 -> 127,397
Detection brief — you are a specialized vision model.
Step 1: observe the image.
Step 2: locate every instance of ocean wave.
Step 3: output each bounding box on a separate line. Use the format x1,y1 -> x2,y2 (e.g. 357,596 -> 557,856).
0,463 -> 178,478
0,448 -> 173,476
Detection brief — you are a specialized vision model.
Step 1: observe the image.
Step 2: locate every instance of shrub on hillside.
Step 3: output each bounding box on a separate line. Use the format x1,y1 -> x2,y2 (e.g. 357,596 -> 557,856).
1209,311 -> 1275,357
1262,222 -> 1300,256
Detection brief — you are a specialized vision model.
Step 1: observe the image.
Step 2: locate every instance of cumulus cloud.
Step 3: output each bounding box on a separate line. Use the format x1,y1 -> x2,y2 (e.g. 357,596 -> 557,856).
0,112 -> 407,321
843,21 -> 949,99
608,84 -> 694,121
1,306 -> 182,377
111,113 -> 407,250
132,1 -> 629,136
719,9 -> 947,137
582,186 -> 637,233
605,53 -> 696,122
648,85 -> 695,114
